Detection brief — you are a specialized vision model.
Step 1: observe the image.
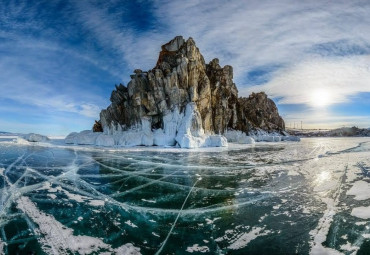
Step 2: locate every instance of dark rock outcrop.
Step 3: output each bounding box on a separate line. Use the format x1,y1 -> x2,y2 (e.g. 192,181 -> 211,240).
96,36 -> 284,136
237,92 -> 285,133
93,120 -> 103,132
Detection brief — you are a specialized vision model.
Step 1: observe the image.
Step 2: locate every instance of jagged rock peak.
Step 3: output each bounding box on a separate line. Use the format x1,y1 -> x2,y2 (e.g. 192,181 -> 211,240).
162,36 -> 185,51
96,36 -> 285,147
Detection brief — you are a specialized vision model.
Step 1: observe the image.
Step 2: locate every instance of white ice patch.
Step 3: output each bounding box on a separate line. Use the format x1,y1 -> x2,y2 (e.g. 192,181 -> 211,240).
346,180 -> 370,200
113,243 -> 141,255
309,197 -> 343,255
186,244 -> 210,253
16,196 -> 141,255
152,232 -> 160,237
351,206 -> 370,219
48,194 -> 57,199
63,189 -> 87,203
355,221 -> 367,226
88,200 -> 105,207
124,220 -> 138,228
205,217 -> 221,225
227,227 -> 271,250
141,198 -> 156,203
339,242 -> 359,253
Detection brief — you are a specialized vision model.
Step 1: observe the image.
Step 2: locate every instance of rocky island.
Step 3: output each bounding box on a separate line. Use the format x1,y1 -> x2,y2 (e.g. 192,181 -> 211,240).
66,36 -> 296,148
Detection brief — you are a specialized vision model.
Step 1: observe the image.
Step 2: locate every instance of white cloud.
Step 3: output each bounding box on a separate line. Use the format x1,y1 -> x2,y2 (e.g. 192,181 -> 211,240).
150,0 -> 370,84
1,0 -> 370,132
241,56 -> 370,105
73,0 -> 370,108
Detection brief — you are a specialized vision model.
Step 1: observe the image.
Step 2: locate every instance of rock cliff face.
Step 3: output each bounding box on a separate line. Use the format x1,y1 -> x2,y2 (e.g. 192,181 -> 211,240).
97,36 -> 284,145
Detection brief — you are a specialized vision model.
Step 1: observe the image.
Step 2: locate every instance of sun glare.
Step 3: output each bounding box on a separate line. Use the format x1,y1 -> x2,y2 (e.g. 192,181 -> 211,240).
310,89 -> 331,107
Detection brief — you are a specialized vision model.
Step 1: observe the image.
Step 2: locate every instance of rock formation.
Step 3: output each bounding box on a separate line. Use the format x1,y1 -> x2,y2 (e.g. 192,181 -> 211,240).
99,36 -> 284,131
85,36 -> 286,148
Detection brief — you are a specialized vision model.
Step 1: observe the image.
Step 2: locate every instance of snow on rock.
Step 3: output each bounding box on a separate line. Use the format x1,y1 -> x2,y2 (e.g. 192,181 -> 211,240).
224,130 -> 255,144
175,103 -> 227,148
153,129 -> 176,146
17,196 -> 141,255
23,133 -> 50,142
346,181 -> 370,200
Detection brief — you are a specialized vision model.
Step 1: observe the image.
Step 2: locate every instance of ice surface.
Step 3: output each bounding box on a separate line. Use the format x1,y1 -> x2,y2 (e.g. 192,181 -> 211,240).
226,227 -> 271,250
346,180 -> 370,200
16,196 -> 141,254
1,137 -> 370,254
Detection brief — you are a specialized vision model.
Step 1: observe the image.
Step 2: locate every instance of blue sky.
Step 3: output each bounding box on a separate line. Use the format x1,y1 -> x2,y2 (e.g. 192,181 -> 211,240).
1,0 -> 370,135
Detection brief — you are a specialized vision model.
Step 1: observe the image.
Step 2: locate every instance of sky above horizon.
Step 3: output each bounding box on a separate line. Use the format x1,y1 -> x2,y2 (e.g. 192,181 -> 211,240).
1,0 -> 370,135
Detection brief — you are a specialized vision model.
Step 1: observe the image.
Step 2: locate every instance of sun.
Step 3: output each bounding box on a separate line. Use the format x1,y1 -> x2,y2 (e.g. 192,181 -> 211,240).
309,89 -> 331,107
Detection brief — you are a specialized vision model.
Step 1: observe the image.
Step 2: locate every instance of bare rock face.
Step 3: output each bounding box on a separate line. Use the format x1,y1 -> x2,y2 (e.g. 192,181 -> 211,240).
97,36 -> 285,137
237,92 -> 285,133
93,120 -> 103,132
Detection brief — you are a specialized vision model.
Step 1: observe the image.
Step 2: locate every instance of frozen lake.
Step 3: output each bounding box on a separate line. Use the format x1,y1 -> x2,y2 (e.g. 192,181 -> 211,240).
1,137 -> 370,254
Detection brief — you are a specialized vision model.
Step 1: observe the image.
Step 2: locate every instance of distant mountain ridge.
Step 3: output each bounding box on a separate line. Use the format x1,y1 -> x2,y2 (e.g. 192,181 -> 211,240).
288,126 -> 370,137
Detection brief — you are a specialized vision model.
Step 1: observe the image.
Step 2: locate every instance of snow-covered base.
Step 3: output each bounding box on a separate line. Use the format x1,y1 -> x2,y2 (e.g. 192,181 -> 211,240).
65,103 -> 298,149
66,103 -> 228,149
65,130 -> 227,149
250,129 -> 300,142
176,134 -> 227,148
224,130 -> 255,144
23,133 -> 50,142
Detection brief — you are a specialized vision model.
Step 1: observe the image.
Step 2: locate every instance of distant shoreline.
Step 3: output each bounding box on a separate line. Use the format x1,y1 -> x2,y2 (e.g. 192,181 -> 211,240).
287,126 -> 370,137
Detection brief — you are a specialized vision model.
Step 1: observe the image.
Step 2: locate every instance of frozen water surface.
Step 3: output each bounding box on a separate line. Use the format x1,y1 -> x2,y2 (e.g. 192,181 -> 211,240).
0,137 -> 370,254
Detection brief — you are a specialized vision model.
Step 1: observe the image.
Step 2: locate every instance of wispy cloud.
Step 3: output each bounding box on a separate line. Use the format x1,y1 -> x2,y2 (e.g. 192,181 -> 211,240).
241,55 -> 370,105
1,0 -> 369,133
